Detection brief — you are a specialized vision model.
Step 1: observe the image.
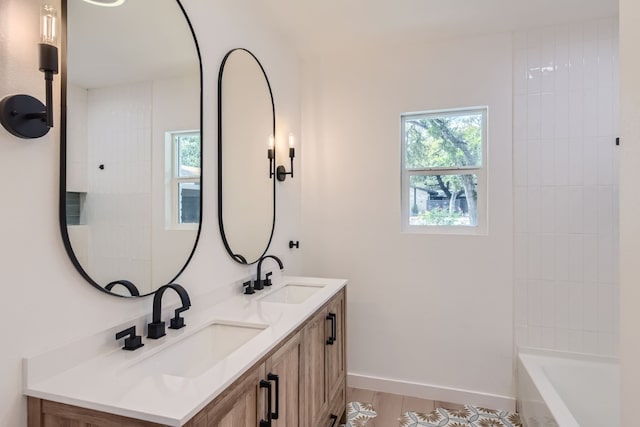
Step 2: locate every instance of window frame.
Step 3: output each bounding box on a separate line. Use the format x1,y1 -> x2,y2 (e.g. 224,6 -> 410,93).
165,129 -> 201,230
400,106 -> 488,235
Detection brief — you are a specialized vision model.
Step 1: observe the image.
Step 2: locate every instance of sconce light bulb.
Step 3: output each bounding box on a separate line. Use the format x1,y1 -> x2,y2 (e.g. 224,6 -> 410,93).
288,133 -> 295,148
40,5 -> 57,46
269,135 -> 275,149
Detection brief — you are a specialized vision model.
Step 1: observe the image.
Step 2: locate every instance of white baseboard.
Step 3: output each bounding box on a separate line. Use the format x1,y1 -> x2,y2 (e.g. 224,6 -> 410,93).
347,372 -> 516,412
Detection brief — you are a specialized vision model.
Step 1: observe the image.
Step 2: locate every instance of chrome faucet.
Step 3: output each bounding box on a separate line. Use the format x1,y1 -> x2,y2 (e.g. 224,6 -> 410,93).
254,255 -> 284,290
147,283 -> 191,339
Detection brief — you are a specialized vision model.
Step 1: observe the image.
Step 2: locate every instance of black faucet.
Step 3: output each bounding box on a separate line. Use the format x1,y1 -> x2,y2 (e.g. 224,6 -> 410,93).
254,255 -> 284,290
147,283 -> 191,339
115,326 -> 144,351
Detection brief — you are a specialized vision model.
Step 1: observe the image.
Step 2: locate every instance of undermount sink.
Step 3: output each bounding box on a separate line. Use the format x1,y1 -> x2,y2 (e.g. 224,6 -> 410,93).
260,283 -> 325,304
129,321 -> 267,379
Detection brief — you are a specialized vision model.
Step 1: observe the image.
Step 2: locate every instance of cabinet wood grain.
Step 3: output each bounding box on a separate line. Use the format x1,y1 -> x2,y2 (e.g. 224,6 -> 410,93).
301,309 -> 329,426
265,332 -> 301,426
184,363 -> 266,427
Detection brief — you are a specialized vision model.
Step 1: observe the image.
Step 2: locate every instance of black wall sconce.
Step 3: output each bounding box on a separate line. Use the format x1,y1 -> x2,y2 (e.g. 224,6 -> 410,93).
276,133 -> 295,181
0,5 -> 59,139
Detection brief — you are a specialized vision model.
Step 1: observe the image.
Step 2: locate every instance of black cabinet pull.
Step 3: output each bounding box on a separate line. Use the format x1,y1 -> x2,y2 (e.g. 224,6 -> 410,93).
326,312 -> 337,345
326,314 -> 334,345
260,380 -> 272,427
330,414 -> 339,427
330,313 -> 337,343
268,373 -> 280,420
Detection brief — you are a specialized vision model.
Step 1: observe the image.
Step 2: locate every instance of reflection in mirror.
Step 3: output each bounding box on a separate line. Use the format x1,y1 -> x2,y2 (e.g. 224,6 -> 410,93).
61,0 -> 202,297
218,49 -> 275,265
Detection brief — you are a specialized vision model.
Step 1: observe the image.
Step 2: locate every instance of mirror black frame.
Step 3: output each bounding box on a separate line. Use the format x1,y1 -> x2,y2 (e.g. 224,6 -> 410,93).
58,0 -> 204,297
217,48 -> 276,265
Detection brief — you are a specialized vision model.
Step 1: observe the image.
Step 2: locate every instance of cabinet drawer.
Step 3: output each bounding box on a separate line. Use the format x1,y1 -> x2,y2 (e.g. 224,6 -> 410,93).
325,379 -> 346,427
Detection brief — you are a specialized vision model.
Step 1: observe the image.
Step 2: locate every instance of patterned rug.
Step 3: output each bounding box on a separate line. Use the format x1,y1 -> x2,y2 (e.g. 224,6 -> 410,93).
399,405 -> 523,427
343,401 -> 378,427
343,401 -> 523,427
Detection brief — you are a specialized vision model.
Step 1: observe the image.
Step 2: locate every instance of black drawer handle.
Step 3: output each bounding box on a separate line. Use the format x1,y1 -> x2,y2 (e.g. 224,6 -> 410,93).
260,379 -> 272,427
330,414 -> 339,427
326,312 -> 337,345
267,373 -> 280,420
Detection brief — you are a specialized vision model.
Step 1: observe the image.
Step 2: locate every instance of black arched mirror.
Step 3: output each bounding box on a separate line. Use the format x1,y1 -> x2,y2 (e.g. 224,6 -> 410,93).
60,0 -> 202,297
218,49 -> 275,265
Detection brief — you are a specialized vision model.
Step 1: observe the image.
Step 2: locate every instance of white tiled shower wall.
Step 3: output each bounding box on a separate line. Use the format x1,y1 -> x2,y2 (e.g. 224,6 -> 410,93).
513,19 -> 619,356
86,82 -> 153,287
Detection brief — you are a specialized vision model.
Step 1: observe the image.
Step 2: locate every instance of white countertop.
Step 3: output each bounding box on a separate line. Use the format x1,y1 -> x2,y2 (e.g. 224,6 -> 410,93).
24,276 -> 347,426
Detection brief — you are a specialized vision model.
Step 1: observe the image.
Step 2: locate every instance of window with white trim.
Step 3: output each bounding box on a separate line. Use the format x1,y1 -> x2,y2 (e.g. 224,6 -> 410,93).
401,107 -> 487,233
166,130 -> 200,228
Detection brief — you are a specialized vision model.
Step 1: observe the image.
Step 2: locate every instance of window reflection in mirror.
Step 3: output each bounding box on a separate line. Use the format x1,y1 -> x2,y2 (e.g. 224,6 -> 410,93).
166,130 -> 201,227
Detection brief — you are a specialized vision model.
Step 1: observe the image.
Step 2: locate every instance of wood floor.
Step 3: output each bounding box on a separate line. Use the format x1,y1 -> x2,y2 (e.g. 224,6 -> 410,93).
347,387 -> 466,427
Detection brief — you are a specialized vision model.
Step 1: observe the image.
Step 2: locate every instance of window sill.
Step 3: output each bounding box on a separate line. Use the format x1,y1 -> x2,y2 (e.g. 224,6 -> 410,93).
166,224 -> 199,231
401,225 -> 487,236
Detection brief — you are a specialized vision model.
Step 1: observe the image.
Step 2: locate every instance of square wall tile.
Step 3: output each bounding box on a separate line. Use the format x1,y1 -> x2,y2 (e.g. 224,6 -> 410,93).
554,283 -> 570,329
540,187 -> 555,233
583,331 -> 598,354
568,330 -> 583,353
567,187 -> 584,234
554,187 -> 570,233
528,95 -> 542,139
527,234 -> 542,280
541,234 -> 556,280
597,285 -> 615,333
554,233 -> 570,281
527,186 -> 542,233
583,285 -> 598,331
568,284 -> 584,331
514,95 -> 528,141
568,235 -> 584,282
541,327 -> 555,348
554,93 -> 570,138
582,235 -> 598,282
514,50 -> 528,96
555,328 -> 570,351
527,280 -> 542,326
514,187 -> 528,234
554,139 -> 569,184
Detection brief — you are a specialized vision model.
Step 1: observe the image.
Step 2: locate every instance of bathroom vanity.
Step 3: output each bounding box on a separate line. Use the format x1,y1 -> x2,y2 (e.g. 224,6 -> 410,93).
44,1 -> 336,424
25,278 -> 346,427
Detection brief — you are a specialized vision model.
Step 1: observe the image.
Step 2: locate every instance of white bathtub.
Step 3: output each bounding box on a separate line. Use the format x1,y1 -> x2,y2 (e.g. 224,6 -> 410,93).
517,349 -> 620,427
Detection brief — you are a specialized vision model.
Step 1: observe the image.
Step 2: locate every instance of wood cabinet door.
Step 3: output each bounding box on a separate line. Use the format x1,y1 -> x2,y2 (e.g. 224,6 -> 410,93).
301,308 -> 329,426
265,333 -> 301,427
186,363 -> 267,427
326,290 -> 345,402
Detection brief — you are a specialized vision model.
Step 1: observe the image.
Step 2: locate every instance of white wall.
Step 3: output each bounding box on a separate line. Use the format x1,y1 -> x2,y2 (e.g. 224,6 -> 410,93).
513,19 -> 620,355
619,0 -> 640,425
0,0 -> 302,425
301,33 -> 514,405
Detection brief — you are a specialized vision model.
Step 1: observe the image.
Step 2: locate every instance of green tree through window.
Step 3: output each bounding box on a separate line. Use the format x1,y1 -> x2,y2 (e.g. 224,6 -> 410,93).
402,108 -> 486,229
